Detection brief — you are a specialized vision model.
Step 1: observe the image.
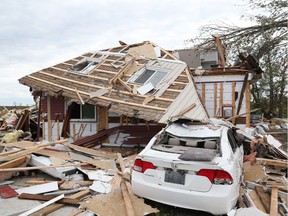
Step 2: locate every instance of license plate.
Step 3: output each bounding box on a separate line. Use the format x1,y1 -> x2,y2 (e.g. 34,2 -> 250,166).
164,171 -> 185,185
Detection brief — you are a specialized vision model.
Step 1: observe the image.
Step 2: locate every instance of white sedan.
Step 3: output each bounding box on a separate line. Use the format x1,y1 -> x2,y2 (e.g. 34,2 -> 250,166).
131,119 -> 244,215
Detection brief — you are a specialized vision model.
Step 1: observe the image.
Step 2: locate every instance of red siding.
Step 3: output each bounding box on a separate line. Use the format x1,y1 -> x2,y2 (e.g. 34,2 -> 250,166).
41,96 -> 65,121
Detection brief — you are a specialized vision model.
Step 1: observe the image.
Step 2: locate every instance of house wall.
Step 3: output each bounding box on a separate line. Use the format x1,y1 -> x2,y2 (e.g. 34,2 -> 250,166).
194,74 -> 248,124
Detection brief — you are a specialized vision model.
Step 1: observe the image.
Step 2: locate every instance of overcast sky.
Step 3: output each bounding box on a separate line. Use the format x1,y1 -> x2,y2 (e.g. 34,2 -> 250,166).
0,0 -> 253,106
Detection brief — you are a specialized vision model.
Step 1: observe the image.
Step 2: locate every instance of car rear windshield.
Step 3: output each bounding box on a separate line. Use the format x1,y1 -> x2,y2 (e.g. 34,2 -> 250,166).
151,132 -> 221,155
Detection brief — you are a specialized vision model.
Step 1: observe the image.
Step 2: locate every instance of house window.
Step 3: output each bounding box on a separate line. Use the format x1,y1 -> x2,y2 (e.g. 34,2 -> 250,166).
69,102 -> 97,121
129,68 -> 167,86
71,57 -> 100,74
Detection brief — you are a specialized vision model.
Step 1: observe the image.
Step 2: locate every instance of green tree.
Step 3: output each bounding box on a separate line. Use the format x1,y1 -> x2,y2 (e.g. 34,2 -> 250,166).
189,0 -> 288,118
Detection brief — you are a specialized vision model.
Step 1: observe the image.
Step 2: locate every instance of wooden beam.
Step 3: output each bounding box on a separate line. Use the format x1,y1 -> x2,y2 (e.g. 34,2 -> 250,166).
214,83 -> 217,117
117,78 -> 133,92
201,83 -> 206,105
255,186 -> 270,213
0,162 -> 88,172
236,72 -> 248,115
213,36 -> 226,67
75,88 -> 85,105
0,139 -> 68,162
245,80 -> 251,127
178,103 -> 196,116
47,95 -> 52,141
109,56 -> 135,85
29,189 -> 90,216
220,82 -> 223,117
270,185 -> 278,216
36,71 -> 173,102
232,82 -> 236,125
28,75 -> 167,111
18,193 -> 80,205
121,182 -> 136,216
226,108 -> 260,121
256,158 -> 288,168
19,194 -> 65,216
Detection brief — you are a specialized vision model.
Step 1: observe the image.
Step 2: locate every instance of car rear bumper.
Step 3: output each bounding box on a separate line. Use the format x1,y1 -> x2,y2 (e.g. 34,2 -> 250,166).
132,172 -> 239,215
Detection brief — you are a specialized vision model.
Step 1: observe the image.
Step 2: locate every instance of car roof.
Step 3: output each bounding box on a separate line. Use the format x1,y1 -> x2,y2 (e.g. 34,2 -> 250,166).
165,122 -> 224,138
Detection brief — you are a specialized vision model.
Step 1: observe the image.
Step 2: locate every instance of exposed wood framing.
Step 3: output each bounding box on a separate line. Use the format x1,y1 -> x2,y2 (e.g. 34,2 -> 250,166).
236,72 -> 248,115
47,95 -> 52,141
37,71 -> 173,102
75,88 -> 85,105
220,82 -> 223,117
245,80 -> 251,127
97,106 -> 109,132
214,83 -> 217,116
109,56 -> 135,85
116,78 -> 133,92
27,75 -> 167,111
201,83 -> 206,105
226,108 -> 260,121
232,82 -> 236,125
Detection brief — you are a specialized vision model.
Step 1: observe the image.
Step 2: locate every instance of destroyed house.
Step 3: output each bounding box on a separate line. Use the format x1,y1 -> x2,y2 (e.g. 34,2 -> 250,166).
174,48 -> 263,128
19,41 -> 208,142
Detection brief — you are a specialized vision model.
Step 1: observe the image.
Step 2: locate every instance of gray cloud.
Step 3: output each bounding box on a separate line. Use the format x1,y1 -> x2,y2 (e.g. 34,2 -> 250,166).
0,0 -> 251,105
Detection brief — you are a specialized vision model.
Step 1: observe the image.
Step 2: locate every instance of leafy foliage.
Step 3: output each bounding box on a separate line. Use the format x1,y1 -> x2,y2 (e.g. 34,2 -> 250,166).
189,0 -> 288,118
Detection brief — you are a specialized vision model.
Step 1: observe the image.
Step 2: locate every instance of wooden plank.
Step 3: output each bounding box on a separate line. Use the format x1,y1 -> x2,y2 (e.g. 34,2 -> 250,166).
226,108 -> 260,121
19,194 -> 64,216
232,82 -> 236,125
0,155 -> 30,182
270,185 -> 278,216
75,88 -> 85,105
29,189 -> 90,216
47,95 -> 52,141
0,139 -> 68,162
201,83 -> 206,105
28,75 -> 167,111
33,72 -> 173,102
249,190 -> 267,213
65,143 -> 117,159
121,182 -> 136,216
0,162 -> 88,172
245,80 -> 251,127
178,103 -> 196,116
117,78 -> 132,92
220,82 -> 223,117
18,193 -> 80,205
256,158 -> 288,168
214,83 -> 217,117
255,186 -> 271,213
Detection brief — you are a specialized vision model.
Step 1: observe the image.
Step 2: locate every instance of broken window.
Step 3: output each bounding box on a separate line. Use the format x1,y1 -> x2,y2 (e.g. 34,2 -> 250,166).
69,102 -> 97,121
129,68 -> 167,86
71,57 -> 100,74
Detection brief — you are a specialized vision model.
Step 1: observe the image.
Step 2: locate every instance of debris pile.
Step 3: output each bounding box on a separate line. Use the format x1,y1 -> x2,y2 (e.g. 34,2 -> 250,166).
234,128 -> 288,216
0,139 -> 159,215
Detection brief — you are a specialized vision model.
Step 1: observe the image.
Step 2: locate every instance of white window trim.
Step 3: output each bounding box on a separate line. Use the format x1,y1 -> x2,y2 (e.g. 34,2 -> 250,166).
128,67 -> 169,86
70,104 -> 97,122
71,57 -> 102,74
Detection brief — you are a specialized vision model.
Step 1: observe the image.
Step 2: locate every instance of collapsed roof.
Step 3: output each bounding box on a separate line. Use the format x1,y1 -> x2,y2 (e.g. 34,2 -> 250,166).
19,41 -> 209,123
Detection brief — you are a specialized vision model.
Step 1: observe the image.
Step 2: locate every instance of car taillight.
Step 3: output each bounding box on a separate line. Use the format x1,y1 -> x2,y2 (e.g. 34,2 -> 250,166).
197,169 -> 233,185
133,159 -> 155,173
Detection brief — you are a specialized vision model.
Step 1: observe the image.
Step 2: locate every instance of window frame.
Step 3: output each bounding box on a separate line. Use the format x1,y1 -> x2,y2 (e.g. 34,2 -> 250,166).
70,57 -> 101,74
70,103 -> 97,122
128,67 -> 168,87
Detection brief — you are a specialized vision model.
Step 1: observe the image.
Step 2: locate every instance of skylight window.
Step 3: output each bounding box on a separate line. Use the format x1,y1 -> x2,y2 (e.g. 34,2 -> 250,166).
71,57 -> 100,74
129,68 -> 167,86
